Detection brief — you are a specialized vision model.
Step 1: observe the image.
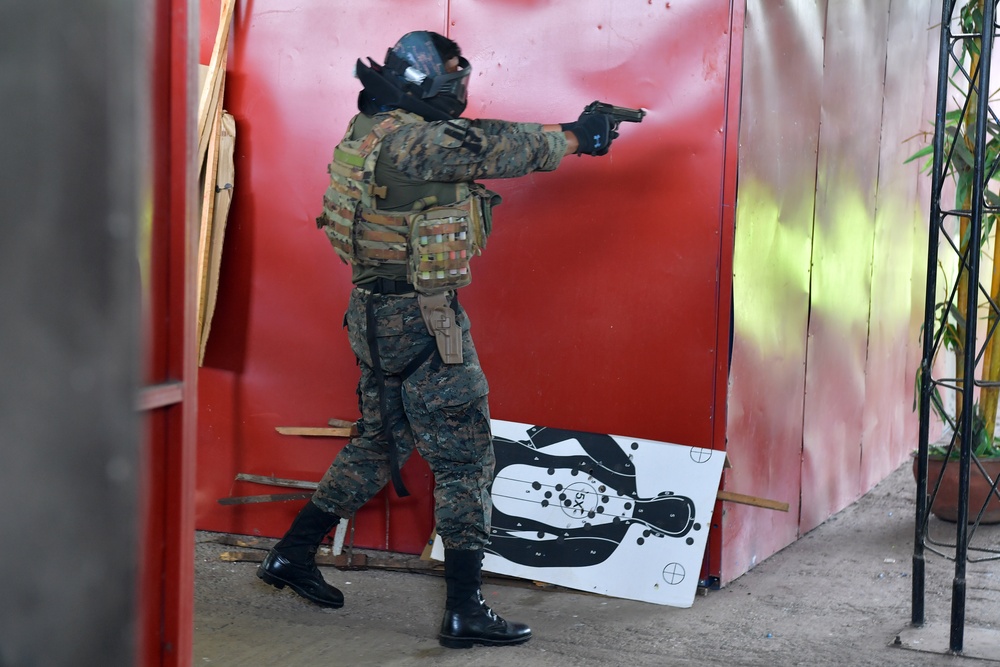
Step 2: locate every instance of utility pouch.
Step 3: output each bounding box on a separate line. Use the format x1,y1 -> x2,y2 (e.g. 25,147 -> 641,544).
468,182 -> 502,253
417,293 -> 463,365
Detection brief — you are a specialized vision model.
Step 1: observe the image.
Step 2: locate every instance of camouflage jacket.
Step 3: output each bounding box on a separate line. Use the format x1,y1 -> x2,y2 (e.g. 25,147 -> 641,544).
348,112 -> 568,284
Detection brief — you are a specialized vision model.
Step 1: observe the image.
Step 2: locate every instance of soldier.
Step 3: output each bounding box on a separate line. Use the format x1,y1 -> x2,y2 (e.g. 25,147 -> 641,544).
257,30 -> 619,649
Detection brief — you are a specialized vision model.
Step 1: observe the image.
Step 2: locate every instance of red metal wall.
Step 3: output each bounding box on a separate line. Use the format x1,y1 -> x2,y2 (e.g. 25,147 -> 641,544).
723,0 -> 938,582
195,0 -> 740,560
141,0 -> 198,664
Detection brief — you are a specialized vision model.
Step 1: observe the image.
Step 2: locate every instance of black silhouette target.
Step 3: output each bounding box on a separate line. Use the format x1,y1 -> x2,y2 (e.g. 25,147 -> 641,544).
559,481 -> 599,518
485,426 -> 700,568
434,420 -> 726,608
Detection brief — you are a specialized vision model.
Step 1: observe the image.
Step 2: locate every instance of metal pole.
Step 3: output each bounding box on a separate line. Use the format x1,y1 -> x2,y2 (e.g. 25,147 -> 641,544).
950,0 -> 996,653
913,0 -> 957,627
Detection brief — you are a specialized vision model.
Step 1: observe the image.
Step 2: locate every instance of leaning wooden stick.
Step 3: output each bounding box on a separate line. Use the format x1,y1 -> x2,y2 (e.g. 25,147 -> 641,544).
197,0 -> 234,166
716,490 -> 789,512
217,492 -> 312,505
275,426 -> 355,437
234,473 -> 319,490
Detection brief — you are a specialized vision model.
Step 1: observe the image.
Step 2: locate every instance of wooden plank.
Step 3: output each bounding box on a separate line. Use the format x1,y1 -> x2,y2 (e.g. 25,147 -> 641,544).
207,534 -> 275,550
716,490 -> 789,512
135,381 -> 183,411
276,426 -> 354,437
196,59 -> 223,168
234,474 -> 319,490
217,492 -> 310,505
227,475 -> 787,518
221,550 -> 369,570
196,70 -> 225,356
230,476 -> 788,517
197,0 -> 234,167
198,111 -> 236,365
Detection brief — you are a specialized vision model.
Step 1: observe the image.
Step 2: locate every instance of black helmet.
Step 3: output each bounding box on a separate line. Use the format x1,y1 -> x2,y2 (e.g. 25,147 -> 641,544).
355,31 -> 471,120
383,31 -> 471,118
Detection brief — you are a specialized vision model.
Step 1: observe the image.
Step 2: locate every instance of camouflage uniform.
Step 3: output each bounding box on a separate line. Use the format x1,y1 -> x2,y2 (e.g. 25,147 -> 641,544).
312,113 -> 567,550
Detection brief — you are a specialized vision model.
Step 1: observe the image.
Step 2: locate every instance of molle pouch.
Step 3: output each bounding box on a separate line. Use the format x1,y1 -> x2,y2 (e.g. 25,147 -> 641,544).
354,209 -> 410,266
468,183 -> 502,254
318,156 -> 367,264
318,112 -> 412,266
408,202 -> 475,294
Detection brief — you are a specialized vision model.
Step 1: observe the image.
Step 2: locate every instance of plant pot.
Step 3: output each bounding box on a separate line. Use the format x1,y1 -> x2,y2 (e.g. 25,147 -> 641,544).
912,455 -> 1000,524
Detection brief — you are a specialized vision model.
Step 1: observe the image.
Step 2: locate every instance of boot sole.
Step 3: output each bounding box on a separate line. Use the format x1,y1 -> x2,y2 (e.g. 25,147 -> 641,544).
438,633 -> 532,649
257,568 -> 344,609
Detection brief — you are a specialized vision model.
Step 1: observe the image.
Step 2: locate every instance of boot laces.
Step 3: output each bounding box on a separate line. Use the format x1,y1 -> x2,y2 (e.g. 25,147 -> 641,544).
476,592 -> 501,623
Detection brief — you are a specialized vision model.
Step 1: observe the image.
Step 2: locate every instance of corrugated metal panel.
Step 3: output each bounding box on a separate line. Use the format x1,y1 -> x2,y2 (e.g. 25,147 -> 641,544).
446,0 -> 732,448
724,0 -> 825,578
194,0 -> 443,554
860,0 -> 937,493
801,0 -> 891,532
724,0 -> 936,582
194,0 -> 736,555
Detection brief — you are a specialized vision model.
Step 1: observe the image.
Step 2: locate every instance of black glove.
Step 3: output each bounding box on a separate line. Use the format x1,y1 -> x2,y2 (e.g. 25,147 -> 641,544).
561,112 -> 615,156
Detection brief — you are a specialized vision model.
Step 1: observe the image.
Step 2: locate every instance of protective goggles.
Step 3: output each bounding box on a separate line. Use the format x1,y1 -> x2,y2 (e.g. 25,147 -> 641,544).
386,51 -> 471,104
421,56 -> 471,104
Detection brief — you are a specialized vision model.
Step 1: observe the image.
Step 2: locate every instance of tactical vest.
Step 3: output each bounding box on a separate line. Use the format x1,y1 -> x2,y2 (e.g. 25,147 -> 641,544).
316,110 -> 497,295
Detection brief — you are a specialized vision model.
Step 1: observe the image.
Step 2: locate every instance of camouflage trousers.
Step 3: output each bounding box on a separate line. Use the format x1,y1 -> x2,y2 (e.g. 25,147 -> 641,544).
312,287 -> 495,550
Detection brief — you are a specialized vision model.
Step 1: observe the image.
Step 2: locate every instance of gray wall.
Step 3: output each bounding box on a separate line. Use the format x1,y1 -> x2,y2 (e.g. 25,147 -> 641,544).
0,1 -> 143,665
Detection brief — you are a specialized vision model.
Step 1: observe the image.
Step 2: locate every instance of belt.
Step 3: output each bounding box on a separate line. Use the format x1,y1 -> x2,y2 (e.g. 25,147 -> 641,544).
356,277 -> 415,295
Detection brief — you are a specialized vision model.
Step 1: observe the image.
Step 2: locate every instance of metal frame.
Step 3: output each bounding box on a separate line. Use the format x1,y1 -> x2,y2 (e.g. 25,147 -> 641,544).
138,0 -> 198,664
913,0 -> 1000,653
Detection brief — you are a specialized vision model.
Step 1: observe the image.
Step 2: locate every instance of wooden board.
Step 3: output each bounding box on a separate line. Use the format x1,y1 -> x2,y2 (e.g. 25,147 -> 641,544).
197,76 -> 226,360
196,0 -> 234,167
717,490 -> 789,512
198,110 -> 235,365
275,426 -> 354,437
234,473 -> 319,490
220,550 -> 368,570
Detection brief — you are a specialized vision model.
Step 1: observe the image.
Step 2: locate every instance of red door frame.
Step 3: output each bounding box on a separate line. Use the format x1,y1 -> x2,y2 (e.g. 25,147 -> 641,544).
138,0 -> 197,664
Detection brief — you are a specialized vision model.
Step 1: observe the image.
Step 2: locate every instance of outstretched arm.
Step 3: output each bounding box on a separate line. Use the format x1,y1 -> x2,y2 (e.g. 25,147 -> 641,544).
542,124 -> 580,155
382,118 -> 572,182
470,118 -> 578,156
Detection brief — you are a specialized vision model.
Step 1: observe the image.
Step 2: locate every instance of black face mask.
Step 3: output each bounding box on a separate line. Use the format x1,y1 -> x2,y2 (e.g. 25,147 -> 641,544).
423,56 -> 470,103
368,49 -> 472,120
382,51 -> 471,119
355,58 -> 458,121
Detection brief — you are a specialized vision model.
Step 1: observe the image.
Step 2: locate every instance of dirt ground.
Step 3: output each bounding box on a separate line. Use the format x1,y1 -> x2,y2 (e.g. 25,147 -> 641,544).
193,461 -> 1000,666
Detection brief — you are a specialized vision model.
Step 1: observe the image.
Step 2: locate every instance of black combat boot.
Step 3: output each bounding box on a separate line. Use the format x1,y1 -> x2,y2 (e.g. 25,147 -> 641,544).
256,500 -> 344,608
438,548 -> 532,648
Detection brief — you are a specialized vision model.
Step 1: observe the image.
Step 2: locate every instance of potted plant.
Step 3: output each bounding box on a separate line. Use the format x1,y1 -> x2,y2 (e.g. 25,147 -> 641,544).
908,0 -> 1000,524
913,406 -> 1000,524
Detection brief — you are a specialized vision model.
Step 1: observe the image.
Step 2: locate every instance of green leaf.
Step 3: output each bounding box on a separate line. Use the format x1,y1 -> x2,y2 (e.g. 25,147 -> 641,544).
930,387 -> 953,429
957,170 -> 974,208
954,138 -> 976,169
904,144 -> 934,164
982,213 -> 997,241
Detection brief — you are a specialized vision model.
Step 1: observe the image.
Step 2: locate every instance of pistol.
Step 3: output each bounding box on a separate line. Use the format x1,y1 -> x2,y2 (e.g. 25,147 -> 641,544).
584,100 -> 646,130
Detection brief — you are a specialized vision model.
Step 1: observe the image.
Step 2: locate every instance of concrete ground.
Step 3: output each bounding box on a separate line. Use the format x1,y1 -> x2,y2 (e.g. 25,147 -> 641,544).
194,461 -> 1000,666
